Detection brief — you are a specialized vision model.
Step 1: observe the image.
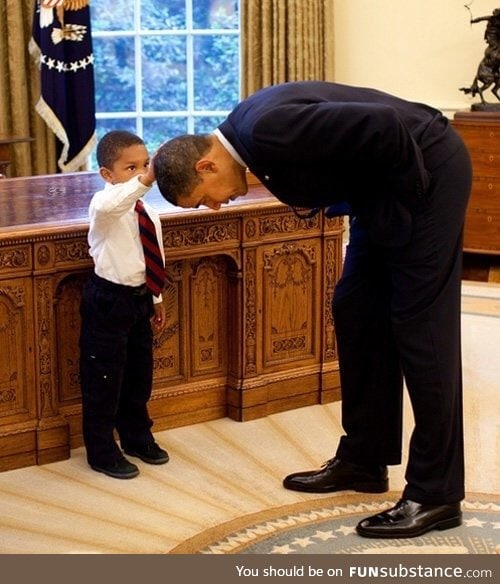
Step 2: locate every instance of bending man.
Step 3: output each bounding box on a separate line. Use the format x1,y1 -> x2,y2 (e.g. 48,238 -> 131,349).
153,81 -> 472,539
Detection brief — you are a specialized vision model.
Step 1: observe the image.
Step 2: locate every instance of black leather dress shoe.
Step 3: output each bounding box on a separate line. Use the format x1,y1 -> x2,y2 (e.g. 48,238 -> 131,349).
283,458 -> 388,493
124,442 -> 169,465
356,499 -> 462,538
90,456 -> 139,479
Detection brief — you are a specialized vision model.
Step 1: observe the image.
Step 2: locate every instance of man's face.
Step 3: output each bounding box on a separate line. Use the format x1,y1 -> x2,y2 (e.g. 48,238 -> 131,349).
176,159 -> 248,210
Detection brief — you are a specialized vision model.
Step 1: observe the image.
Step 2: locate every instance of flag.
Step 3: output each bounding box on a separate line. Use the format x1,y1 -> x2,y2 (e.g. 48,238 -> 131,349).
29,0 -> 96,172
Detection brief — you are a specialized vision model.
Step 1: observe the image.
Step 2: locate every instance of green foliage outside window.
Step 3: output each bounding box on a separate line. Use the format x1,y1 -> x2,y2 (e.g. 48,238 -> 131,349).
90,0 -> 240,166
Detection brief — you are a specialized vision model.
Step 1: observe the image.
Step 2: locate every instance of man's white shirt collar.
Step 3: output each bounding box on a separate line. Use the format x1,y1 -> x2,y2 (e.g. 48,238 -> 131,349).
213,128 -> 247,168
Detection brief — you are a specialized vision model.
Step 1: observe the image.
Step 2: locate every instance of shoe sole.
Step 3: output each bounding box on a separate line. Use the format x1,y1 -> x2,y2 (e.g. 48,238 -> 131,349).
282,480 -> 389,494
124,450 -> 169,465
90,465 -> 140,479
356,515 -> 462,539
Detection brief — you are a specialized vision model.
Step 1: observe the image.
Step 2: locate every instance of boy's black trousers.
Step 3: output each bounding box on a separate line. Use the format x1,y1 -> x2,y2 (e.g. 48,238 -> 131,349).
79,274 -> 155,466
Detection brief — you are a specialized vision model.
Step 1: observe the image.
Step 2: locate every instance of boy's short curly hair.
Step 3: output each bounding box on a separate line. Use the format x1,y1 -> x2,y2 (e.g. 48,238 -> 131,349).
96,130 -> 145,169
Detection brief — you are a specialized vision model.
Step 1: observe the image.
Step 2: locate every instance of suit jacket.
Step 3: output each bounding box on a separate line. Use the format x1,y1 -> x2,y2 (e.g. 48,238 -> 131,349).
218,81 -> 461,246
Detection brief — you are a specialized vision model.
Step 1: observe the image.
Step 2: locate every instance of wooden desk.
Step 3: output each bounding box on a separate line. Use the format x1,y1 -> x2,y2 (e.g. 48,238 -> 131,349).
0,172 -> 343,471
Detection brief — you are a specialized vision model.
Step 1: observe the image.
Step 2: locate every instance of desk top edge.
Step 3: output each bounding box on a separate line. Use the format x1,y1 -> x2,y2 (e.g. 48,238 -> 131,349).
0,171 -> 286,242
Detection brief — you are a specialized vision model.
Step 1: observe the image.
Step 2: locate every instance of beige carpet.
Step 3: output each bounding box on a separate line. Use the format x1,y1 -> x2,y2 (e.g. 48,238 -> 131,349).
0,282 -> 498,554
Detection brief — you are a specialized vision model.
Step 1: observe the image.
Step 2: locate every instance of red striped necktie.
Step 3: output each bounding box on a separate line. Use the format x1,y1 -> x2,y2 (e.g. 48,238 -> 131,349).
135,200 -> 165,297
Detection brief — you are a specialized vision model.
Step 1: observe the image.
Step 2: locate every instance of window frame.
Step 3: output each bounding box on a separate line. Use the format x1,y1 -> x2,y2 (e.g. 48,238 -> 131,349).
91,0 -> 241,151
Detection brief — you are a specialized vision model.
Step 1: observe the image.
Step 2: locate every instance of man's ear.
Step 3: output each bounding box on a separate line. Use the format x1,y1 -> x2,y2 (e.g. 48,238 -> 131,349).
99,167 -> 113,183
194,158 -> 216,173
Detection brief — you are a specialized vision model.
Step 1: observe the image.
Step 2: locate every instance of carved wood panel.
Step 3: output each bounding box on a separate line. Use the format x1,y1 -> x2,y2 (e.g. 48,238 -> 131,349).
0,278 -> 36,422
152,262 -> 183,384
55,272 -> 89,404
188,256 -> 230,377
259,240 -> 320,370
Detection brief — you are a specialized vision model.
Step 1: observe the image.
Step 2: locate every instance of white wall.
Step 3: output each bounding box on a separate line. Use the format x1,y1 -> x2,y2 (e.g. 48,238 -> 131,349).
332,0 -> 500,116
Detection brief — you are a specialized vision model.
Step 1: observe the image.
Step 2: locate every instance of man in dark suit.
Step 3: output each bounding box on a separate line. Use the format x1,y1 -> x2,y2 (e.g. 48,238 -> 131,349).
153,81 -> 472,538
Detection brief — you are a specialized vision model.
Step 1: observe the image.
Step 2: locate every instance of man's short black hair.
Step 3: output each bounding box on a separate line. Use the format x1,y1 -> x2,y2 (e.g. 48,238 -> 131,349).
154,134 -> 211,205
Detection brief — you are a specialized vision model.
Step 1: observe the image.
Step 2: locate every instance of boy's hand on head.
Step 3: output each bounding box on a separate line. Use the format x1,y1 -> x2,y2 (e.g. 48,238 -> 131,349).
139,154 -> 156,187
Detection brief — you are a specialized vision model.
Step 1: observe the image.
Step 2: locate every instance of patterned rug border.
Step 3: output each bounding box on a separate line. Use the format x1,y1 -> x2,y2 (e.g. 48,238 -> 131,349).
168,491 -> 500,554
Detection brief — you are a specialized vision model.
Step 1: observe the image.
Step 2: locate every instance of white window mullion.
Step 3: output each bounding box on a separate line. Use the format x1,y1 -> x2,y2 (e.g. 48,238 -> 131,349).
135,0 -> 143,137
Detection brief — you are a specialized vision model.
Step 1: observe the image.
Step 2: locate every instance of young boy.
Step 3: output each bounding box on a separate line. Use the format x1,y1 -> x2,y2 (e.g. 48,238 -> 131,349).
79,130 -> 168,479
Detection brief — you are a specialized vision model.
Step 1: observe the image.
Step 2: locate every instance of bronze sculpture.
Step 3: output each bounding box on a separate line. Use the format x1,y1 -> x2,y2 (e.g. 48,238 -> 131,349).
460,7 -> 500,110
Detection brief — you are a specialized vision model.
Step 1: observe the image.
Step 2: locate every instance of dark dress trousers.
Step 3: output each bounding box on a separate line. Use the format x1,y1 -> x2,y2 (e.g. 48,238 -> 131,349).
79,274 -> 155,466
219,81 -> 472,504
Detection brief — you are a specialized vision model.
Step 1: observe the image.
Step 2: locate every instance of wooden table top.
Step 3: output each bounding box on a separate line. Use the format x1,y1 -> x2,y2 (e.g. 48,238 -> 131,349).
0,171 -> 279,238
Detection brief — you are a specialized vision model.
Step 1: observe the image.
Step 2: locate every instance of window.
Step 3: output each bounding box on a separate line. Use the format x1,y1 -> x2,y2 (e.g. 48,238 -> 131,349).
90,0 -> 240,167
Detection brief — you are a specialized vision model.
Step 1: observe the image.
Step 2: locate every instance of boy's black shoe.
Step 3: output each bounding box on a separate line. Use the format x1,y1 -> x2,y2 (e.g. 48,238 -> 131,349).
124,442 -> 169,465
90,457 -> 140,479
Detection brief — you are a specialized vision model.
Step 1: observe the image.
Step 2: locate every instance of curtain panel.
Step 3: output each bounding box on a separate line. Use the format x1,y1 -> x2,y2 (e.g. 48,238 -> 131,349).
241,0 -> 335,98
0,0 -> 56,177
